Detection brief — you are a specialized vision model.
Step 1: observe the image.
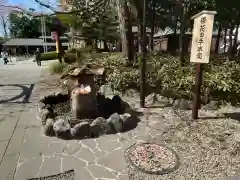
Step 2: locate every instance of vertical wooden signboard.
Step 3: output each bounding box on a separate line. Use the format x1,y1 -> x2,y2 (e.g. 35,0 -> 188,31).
190,11 -> 217,119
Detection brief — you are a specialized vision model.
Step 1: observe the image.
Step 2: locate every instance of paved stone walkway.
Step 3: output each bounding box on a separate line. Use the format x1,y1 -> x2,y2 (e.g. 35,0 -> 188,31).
0,60 -> 184,180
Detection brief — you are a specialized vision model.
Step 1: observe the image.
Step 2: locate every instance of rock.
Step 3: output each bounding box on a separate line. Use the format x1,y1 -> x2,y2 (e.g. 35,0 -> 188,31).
38,102 -> 46,110
97,95 -> 112,118
120,100 -> 131,113
53,118 -> 71,139
107,113 -> 123,133
45,104 -> 54,113
71,122 -> 90,138
55,92 -> 69,103
156,94 -> 174,105
43,94 -> 59,105
203,101 -> 219,110
43,118 -> 55,136
99,85 -> 114,97
124,89 -> 139,98
111,95 -> 123,114
96,93 -> 106,105
55,92 -> 62,96
39,96 -> 46,103
40,109 -> 54,126
173,99 -> 192,110
120,113 -> 139,131
145,93 -> 156,107
120,113 -> 131,123
90,117 -> 110,137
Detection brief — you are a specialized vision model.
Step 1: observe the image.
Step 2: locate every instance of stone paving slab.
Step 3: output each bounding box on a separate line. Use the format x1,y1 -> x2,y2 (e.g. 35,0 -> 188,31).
6,126 -> 27,155
0,61 -> 190,180
0,153 -> 19,180
0,114 -> 19,142
0,140 -> 8,163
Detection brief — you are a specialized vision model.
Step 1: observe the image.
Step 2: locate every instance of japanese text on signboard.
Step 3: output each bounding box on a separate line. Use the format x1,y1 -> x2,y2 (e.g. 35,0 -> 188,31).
196,17 -> 206,60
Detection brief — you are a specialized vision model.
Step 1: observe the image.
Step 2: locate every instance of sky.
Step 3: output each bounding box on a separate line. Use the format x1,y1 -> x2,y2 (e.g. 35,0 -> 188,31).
0,0 -> 59,35
8,0 -> 45,12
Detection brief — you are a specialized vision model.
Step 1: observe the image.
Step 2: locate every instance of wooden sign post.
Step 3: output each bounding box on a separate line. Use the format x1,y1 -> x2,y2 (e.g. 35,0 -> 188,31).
190,10 -> 217,119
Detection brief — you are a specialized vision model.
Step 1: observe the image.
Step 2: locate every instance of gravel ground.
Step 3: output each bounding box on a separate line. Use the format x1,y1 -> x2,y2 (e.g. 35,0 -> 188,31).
126,112 -> 240,180
158,110 -> 240,180
53,101 -> 94,126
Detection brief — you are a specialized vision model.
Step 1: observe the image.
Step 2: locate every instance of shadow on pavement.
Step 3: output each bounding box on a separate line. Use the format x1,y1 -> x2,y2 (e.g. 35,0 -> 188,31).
224,112 -> 240,123
0,84 -> 35,104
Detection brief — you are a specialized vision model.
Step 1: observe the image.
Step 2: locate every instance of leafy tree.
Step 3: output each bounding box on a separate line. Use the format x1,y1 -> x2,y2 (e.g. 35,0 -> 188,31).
8,11 -> 42,38
58,0 -> 119,50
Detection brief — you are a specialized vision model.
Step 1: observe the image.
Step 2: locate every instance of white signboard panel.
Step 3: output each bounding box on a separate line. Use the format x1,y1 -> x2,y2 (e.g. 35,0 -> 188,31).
190,11 -> 216,63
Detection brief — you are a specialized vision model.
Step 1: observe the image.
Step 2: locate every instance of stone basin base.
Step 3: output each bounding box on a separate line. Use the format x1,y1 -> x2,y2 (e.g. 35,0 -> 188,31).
37,92 -> 140,139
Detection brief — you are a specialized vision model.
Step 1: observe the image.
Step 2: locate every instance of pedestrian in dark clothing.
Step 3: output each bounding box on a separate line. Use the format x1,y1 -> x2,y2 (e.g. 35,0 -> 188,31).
2,50 -> 8,65
35,48 -> 41,66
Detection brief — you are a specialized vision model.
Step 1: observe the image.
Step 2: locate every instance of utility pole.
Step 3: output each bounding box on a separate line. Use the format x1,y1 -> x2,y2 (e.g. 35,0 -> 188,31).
140,0 -> 147,107
41,16 -> 46,52
39,1 -> 47,53
43,16 -> 48,52
41,16 -> 47,53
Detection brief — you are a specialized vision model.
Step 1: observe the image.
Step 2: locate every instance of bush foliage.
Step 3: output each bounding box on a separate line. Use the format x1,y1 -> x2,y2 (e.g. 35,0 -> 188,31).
100,54 -> 240,105
55,50 -> 240,105
40,51 -> 58,61
49,61 -> 67,74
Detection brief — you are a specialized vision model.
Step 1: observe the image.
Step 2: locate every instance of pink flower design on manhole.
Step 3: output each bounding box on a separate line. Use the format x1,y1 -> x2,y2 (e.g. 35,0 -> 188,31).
125,143 -> 179,174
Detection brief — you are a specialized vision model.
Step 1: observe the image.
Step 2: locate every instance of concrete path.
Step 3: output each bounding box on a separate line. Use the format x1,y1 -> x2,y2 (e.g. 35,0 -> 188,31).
0,60 -> 176,180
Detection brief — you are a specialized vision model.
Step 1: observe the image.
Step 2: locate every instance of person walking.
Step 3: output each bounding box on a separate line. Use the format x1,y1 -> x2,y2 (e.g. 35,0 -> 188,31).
35,48 -> 41,66
2,50 -> 8,65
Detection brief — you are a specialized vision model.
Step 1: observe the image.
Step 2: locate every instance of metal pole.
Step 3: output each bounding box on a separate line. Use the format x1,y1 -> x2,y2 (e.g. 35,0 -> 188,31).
140,0 -> 147,107
192,63 -> 203,119
41,16 -> 45,53
43,16 -> 48,52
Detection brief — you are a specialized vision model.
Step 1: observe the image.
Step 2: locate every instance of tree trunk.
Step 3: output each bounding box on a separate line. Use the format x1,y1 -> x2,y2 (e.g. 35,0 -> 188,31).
138,22 -> 144,53
124,0 -> 134,62
179,5 -> 186,65
232,24 -> 239,56
138,7 -> 144,53
103,40 -> 109,51
86,38 -> 93,46
116,0 -> 128,57
228,26 -> 233,58
224,27 -> 227,53
215,24 -> 222,54
149,0 -> 156,52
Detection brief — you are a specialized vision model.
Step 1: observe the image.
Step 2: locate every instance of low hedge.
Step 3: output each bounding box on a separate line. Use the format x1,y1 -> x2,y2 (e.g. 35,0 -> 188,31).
49,61 -> 68,74
40,51 -> 77,63
101,54 -> 240,105
40,51 -> 58,61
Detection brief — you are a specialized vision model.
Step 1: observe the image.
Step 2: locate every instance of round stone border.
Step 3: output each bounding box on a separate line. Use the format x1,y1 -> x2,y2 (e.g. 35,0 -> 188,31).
124,142 -> 180,175
37,92 -> 137,139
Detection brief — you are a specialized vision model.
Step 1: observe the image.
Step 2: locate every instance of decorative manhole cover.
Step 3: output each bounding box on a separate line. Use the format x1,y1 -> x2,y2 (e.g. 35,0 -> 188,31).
125,143 -> 179,175
28,169 -> 75,180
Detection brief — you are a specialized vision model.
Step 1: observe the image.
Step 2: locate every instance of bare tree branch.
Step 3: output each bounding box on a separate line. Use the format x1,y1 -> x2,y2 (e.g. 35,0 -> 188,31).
33,0 -> 56,12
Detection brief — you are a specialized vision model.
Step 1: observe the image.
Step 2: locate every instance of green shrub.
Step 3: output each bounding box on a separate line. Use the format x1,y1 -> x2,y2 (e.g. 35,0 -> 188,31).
57,52 -> 240,105
49,61 -> 67,74
64,52 -> 76,63
40,51 -> 58,61
102,54 -> 240,105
